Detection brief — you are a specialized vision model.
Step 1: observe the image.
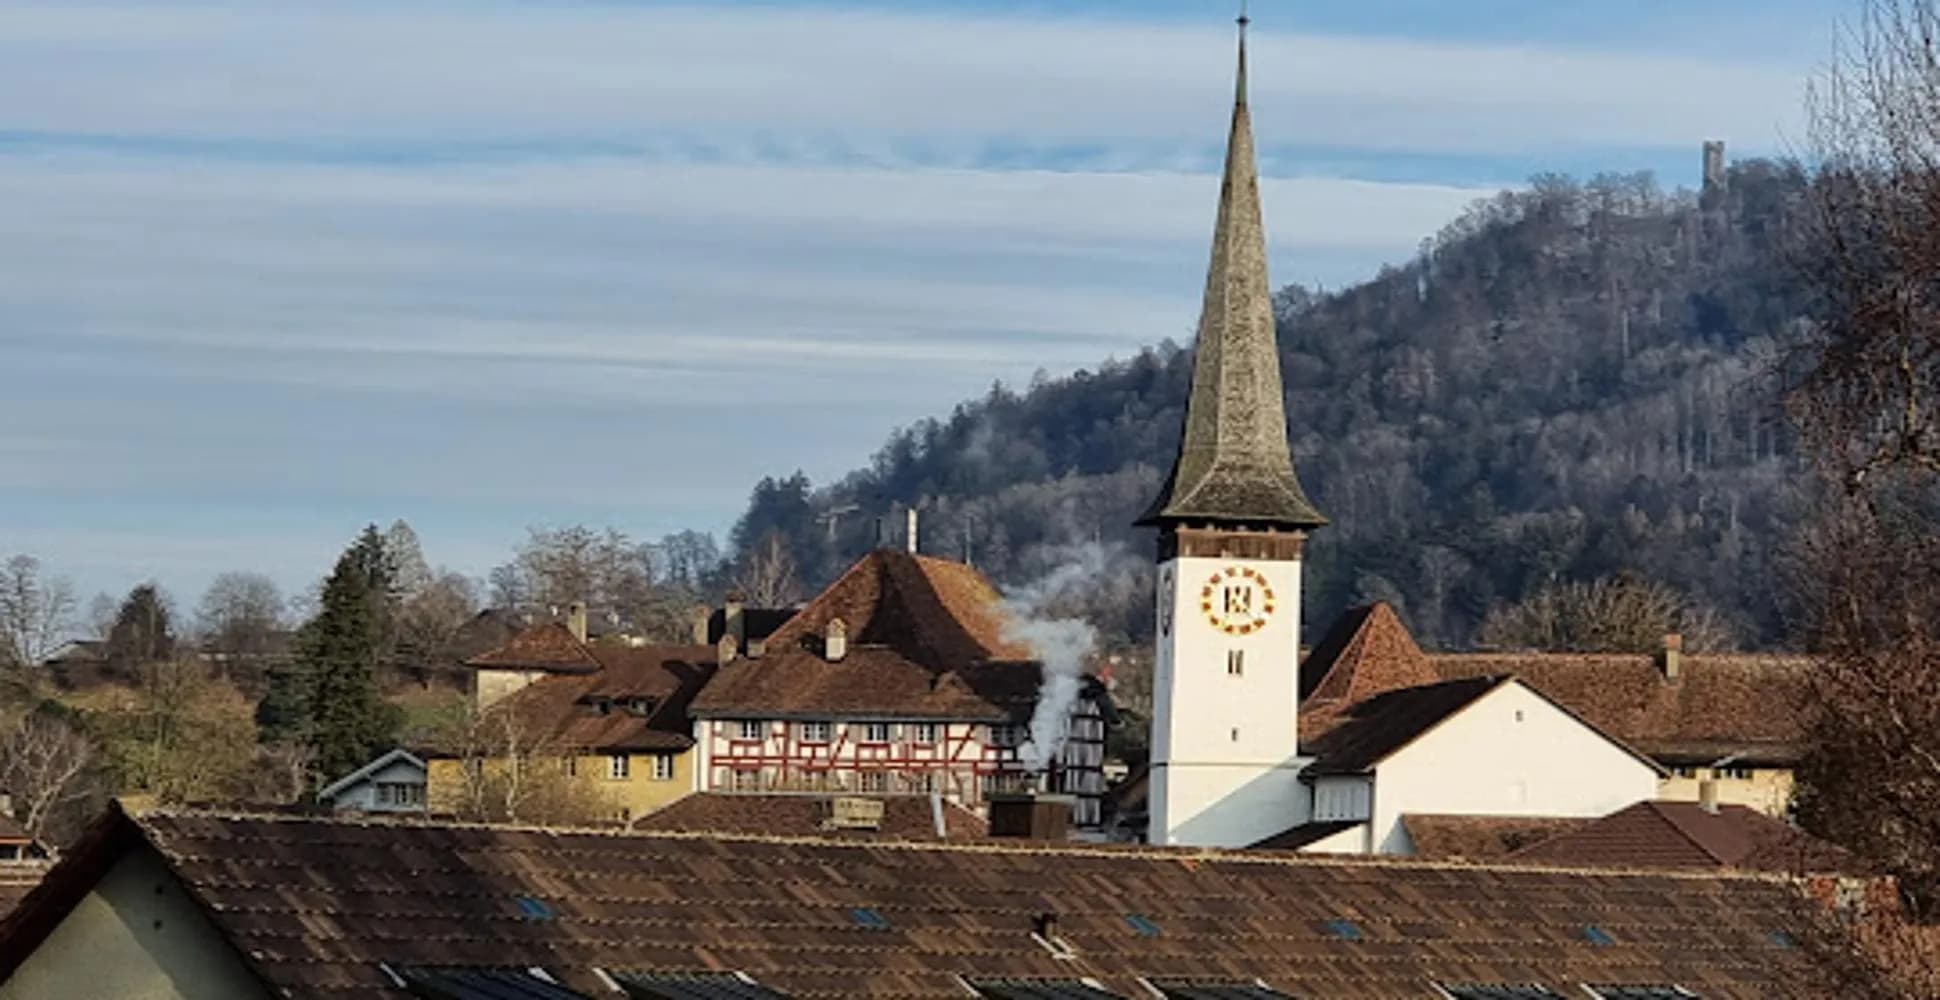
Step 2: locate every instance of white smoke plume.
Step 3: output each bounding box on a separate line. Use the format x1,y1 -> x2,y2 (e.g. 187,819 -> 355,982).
999,541 -> 1137,773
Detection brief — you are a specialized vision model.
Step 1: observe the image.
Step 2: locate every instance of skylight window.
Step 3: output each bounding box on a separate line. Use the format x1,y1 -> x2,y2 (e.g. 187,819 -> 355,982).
1322,918 -> 1363,941
1768,929 -> 1799,950
1438,986 -> 1566,1000
609,970 -> 788,999
513,896 -> 555,922
1125,914 -> 1161,937
1585,987 -> 1698,1000
395,966 -> 587,1000
1150,981 -> 1295,999
849,907 -> 890,930
1580,925 -> 1616,947
966,979 -> 1122,1000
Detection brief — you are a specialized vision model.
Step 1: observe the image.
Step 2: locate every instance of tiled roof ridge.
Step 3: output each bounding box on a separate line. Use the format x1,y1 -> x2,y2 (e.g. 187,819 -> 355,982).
130,807 -> 1805,884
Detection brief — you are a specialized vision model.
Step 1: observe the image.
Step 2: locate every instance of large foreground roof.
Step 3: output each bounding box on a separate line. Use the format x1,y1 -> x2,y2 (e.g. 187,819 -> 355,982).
0,806 -> 1828,998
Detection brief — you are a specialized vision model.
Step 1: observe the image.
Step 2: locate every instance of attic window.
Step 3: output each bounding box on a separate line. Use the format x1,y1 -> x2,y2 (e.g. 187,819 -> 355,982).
1438,986 -> 1566,999
1124,913 -> 1161,937
1580,925 -> 1616,947
1150,982 -> 1295,1000
1322,918 -> 1363,941
609,971 -> 787,999
849,906 -> 891,930
514,896 -> 555,921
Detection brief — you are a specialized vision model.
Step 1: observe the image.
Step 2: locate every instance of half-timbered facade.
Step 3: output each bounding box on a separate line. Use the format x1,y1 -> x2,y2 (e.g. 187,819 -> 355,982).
690,549 -> 1114,827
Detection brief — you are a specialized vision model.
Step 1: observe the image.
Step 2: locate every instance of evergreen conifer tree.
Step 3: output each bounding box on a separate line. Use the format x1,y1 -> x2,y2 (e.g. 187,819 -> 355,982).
263,526 -> 402,784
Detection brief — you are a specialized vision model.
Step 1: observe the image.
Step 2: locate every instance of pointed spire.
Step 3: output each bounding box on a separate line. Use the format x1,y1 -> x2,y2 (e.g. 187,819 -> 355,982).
1137,14 -> 1325,531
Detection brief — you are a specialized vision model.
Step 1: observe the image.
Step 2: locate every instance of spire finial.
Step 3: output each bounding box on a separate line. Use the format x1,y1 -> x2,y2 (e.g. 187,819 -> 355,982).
1235,1 -> 1250,105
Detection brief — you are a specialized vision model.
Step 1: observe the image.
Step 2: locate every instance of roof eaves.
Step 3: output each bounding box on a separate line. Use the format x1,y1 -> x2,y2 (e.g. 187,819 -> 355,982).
316,748 -> 426,801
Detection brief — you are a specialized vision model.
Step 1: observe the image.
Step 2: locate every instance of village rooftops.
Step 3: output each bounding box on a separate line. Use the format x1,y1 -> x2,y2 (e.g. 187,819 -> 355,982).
1301,603 -> 1812,768
691,549 -> 1048,722
633,792 -> 987,841
0,804 -> 1838,998
458,627 -> 715,753
1509,800 -> 1863,876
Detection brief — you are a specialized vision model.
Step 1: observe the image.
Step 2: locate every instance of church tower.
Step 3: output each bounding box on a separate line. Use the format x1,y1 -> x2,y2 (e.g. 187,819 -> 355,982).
1138,14 -> 1326,848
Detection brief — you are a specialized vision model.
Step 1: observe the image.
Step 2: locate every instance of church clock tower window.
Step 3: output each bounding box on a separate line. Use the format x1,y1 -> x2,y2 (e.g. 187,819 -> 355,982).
1136,9 -> 1326,848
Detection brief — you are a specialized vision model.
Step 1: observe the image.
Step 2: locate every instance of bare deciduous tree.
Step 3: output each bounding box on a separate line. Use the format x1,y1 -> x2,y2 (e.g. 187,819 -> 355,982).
732,532 -> 802,608
435,700 -> 615,826
0,555 -> 75,668
1476,575 -> 1736,653
0,710 -> 98,841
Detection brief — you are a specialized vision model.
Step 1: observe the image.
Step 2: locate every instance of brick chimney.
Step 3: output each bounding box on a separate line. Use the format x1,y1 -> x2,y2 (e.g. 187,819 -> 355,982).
567,602 -> 588,643
723,592 -> 746,654
987,793 -> 1073,841
1659,633 -> 1683,681
825,617 -> 848,662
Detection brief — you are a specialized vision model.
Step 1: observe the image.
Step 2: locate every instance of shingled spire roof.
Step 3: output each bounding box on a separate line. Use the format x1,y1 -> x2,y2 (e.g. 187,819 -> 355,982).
1139,16 -> 1325,530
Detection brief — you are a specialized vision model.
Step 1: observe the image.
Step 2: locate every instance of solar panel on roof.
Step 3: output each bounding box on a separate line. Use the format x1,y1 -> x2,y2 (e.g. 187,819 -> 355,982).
1438,986 -> 1567,1000
1150,980 -> 1297,999
1586,987 -> 1698,1000
968,978 -> 1126,999
396,966 -> 590,1000
610,971 -> 788,1000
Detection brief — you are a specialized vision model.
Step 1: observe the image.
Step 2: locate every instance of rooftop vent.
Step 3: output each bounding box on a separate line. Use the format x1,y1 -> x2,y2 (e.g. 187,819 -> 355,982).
825,617 -> 847,662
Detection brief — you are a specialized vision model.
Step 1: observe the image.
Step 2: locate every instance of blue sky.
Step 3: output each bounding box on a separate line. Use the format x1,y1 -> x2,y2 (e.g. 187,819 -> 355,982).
0,0 -> 1840,613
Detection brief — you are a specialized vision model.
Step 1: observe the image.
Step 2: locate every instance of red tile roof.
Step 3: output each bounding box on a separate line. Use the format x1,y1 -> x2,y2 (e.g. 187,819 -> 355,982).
1399,815 -> 1590,862
458,638 -> 716,753
1509,801 -> 1863,875
1301,676 -> 1507,774
464,623 -> 603,674
692,550 -> 1043,720
0,805 -> 1829,998
633,793 -> 987,841
1432,652 -> 1811,765
1299,602 -> 1440,707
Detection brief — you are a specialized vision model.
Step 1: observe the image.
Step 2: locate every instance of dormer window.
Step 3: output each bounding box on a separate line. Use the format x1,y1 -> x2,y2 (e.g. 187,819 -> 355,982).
627,697 -> 656,717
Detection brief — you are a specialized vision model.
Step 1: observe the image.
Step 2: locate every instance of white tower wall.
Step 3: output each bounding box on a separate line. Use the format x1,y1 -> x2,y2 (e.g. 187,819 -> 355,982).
1149,553 -> 1305,847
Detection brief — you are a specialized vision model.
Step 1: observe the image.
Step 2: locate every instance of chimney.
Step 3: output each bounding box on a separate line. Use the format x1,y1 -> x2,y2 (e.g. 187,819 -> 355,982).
1699,777 -> 1720,814
987,792 -> 1073,841
1031,912 -> 1059,941
567,602 -> 588,643
825,618 -> 848,662
724,593 -> 746,654
905,507 -> 919,555
716,633 -> 738,666
690,606 -> 711,645
1659,633 -> 1683,681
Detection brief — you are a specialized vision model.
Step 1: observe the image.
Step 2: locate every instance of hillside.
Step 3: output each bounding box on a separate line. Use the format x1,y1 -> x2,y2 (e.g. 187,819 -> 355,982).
730,161 -> 1816,650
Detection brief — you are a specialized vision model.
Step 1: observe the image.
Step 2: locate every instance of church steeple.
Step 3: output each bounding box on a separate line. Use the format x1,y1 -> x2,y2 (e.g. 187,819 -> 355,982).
1138,14 -> 1325,531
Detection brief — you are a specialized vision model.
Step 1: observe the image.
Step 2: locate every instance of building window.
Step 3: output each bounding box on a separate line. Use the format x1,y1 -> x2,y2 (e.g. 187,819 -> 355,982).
914,771 -> 938,793
1671,766 -> 1697,779
375,782 -> 424,807
989,724 -> 1025,749
862,722 -> 893,744
731,768 -> 760,792
608,754 -> 630,780
1226,649 -> 1244,676
912,723 -> 940,745
650,754 -> 675,782
799,721 -> 832,743
1719,767 -> 1755,781
737,720 -> 765,741
564,757 -> 578,778
858,772 -> 888,793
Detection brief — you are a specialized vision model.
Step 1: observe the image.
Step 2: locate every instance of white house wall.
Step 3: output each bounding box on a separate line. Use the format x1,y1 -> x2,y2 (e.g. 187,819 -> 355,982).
1369,682 -> 1659,854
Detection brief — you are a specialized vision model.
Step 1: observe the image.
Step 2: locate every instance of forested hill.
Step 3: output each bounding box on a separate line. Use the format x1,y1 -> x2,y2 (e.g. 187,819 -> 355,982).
730,160 -> 1815,650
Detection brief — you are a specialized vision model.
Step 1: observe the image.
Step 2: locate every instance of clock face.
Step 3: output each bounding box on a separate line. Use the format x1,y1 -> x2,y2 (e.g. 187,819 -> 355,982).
1200,566 -> 1275,635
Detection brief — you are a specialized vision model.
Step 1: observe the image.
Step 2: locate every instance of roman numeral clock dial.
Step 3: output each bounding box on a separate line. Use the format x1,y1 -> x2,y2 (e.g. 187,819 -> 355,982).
1200,566 -> 1275,635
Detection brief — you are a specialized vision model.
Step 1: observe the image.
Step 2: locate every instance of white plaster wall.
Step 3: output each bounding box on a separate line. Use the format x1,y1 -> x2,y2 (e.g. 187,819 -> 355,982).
1369,681 -> 1660,854
1,849 -> 267,1000
1150,555 -> 1304,847
1296,822 -> 1370,855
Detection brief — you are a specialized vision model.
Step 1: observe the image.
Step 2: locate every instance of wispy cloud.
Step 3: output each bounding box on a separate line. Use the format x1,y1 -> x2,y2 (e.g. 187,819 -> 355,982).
0,0 -> 1822,603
